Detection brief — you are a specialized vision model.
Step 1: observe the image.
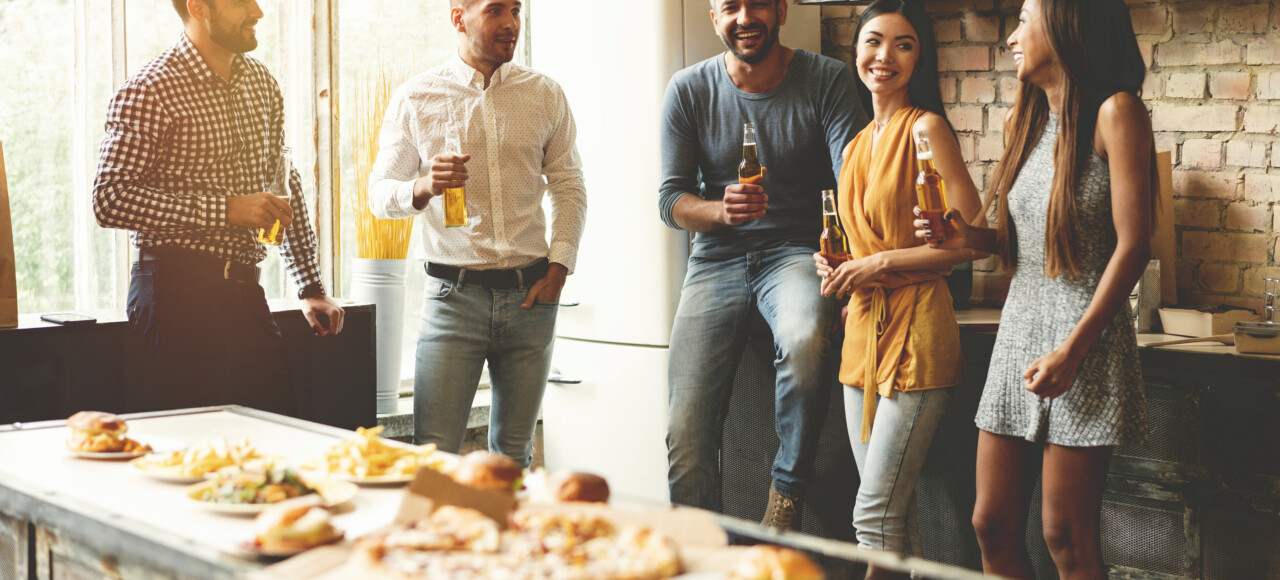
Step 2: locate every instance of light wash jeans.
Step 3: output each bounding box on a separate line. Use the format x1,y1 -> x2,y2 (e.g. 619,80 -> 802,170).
667,246 -> 838,510
844,385 -> 952,556
413,274 -> 559,467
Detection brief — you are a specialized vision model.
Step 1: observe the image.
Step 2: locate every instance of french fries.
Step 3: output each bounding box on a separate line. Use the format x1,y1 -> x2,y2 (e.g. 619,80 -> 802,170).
310,426 -> 445,479
134,438 -> 264,478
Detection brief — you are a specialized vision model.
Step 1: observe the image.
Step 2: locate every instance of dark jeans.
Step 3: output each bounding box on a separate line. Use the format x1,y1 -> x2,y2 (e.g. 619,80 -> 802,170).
124,260 -> 295,416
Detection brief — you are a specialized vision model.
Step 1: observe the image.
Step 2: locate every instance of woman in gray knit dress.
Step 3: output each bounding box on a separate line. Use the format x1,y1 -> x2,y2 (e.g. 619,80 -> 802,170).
915,0 -> 1155,578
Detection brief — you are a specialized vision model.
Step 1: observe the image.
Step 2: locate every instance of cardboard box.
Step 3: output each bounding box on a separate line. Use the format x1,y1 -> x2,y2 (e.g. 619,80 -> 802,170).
1158,307 -> 1256,338
250,467 -> 744,579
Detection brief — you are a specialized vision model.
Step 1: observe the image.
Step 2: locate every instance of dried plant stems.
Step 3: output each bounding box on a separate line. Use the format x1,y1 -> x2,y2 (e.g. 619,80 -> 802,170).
353,68 -> 414,260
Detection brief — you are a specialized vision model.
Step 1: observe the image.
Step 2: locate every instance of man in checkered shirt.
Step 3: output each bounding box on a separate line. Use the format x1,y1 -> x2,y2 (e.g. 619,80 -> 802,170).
92,0 -> 344,416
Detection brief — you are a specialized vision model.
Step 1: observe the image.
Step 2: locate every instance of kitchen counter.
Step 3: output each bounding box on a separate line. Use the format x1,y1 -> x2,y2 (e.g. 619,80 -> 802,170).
957,307 -> 1280,361
1,407 -> 1002,580
0,302 -> 377,429
0,407 -> 406,579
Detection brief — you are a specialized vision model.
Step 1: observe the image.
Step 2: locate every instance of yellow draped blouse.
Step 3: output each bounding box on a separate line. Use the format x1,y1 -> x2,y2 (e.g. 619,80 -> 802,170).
837,106 -> 965,442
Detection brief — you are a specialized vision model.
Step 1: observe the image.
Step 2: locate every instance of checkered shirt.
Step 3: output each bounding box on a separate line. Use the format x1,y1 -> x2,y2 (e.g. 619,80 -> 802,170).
92,34 -> 320,291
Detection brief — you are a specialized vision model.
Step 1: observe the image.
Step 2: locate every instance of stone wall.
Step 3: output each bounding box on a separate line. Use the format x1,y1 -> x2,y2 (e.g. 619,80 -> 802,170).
820,0 -> 1280,312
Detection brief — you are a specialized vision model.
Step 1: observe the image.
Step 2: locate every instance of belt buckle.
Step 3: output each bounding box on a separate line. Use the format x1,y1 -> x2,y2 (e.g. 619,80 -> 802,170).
224,261 -> 233,281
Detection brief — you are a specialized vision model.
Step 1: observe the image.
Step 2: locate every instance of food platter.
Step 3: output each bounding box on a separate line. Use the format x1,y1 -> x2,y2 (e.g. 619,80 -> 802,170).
129,440 -> 283,484
67,435 -> 186,460
128,456 -> 208,483
184,478 -> 358,515
303,426 -> 456,486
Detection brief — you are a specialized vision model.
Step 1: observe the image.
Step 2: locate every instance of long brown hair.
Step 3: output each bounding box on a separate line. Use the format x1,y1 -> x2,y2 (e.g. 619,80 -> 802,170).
986,0 -> 1154,278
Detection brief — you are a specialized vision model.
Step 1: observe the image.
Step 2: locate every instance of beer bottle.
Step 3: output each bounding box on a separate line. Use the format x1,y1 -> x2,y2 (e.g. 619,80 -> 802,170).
738,123 -> 762,185
820,190 -> 850,267
913,125 -> 954,242
443,131 -> 468,228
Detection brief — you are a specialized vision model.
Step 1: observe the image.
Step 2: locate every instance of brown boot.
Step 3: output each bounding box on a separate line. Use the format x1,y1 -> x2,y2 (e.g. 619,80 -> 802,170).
760,482 -> 802,532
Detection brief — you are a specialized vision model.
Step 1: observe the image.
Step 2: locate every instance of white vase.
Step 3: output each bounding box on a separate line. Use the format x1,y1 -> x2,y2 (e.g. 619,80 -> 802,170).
350,258 -> 408,415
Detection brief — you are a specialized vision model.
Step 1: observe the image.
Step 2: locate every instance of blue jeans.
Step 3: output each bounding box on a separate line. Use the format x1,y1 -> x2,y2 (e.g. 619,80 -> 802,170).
667,246 -> 838,510
844,385 -> 952,555
413,275 -> 559,467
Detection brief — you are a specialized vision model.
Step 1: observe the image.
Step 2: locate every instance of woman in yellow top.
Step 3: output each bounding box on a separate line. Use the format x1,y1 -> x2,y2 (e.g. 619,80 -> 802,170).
813,0 -> 984,575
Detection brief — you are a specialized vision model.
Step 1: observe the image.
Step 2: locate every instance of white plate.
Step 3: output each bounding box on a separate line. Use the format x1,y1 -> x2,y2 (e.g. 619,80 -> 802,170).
185,478 -> 358,515
302,455 -> 457,486
128,457 -> 207,483
131,453 -> 288,484
67,435 -> 186,460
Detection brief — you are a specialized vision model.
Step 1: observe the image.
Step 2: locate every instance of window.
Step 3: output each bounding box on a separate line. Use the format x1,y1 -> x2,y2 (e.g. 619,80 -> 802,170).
1,0 -> 528,386
0,0 -> 314,314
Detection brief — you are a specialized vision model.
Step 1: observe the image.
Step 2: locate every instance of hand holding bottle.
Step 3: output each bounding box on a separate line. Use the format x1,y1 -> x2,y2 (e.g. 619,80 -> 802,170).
913,206 -> 970,250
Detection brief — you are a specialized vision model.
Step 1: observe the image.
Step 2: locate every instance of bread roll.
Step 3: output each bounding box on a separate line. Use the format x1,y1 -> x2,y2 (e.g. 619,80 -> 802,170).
730,545 -> 825,580
547,470 -> 610,503
66,411 -> 130,452
452,451 -> 523,493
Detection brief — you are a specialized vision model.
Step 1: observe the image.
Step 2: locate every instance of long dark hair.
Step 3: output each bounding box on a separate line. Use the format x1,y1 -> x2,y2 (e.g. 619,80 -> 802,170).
851,0 -> 948,125
987,0 -> 1154,278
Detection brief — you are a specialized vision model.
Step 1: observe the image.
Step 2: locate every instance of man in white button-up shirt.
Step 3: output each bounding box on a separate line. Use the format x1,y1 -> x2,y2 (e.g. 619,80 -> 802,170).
369,0 -> 586,466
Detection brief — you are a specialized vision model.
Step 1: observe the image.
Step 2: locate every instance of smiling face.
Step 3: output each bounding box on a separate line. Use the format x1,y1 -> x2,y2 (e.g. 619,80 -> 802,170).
454,0 -> 522,70
854,13 -> 920,100
1008,0 -> 1058,86
199,0 -> 263,54
711,0 -> 788,65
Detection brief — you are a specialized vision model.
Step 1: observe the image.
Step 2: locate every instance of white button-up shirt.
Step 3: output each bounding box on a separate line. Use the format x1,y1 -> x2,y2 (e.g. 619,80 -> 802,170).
369,54 -> 587,273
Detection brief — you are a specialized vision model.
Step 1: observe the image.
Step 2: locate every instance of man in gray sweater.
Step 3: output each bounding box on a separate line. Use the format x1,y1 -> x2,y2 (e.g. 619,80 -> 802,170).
659,0 -> 861,531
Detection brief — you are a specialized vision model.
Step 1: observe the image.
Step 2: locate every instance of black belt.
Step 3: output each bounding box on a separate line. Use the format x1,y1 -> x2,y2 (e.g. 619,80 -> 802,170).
426,258 -> 549,289
137,247 -> 261,284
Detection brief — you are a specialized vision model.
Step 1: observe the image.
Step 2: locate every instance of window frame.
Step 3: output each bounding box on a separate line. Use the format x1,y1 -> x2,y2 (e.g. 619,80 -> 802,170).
22,0 -> 534,312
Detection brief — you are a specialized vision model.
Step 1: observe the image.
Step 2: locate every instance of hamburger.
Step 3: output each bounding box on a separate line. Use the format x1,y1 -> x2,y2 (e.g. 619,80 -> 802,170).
66,411 -> 150,453
729,545 -> 826,580
253,495 -> 342,552
546,470 -> 610,503
451,451 -> 524,494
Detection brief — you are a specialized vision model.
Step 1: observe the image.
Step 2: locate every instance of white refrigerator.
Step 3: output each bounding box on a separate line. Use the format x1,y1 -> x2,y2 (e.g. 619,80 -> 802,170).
531,0 -> 823,505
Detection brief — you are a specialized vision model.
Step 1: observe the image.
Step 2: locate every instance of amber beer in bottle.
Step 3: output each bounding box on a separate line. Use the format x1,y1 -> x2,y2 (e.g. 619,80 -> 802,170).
913,126 -> 954,242
738,123 -> 762,185
443,133 -> 468,228
820,190 -> 850,267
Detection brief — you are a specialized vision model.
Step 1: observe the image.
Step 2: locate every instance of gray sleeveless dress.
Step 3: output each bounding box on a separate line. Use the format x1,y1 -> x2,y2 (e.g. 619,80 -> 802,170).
976,114 -> 1148,447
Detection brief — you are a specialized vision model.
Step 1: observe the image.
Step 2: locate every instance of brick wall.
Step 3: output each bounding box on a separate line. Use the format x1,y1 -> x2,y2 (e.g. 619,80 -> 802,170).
821,0 -> 1280,312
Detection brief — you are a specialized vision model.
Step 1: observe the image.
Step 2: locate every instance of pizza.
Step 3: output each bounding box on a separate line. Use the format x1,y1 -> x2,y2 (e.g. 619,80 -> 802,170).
352,507 -> 682,580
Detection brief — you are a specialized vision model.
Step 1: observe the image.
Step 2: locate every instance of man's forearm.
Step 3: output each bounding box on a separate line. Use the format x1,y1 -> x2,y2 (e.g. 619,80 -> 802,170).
671,194 -> 725,233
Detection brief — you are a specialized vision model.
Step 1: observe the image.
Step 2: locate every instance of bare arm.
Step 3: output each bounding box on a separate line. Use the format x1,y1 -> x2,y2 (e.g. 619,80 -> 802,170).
1059,94 -> 1153,357
879,114 -> 987,271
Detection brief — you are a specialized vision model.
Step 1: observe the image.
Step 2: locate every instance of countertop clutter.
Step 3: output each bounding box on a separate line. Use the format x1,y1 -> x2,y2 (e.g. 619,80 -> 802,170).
0,407 -> 994,580
956,307 -> 1280,360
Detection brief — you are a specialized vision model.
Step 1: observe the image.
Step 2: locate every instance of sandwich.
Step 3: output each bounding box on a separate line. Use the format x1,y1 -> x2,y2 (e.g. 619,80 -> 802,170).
546,470 -> 610,503
65,411 -> 150,453
253,495 -> 342,552
451,451 -> 524,494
